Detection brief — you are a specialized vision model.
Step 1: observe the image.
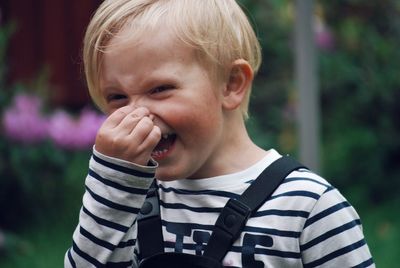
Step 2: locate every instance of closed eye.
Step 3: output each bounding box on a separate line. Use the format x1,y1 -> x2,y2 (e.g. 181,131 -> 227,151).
150,85 -> 174,95
106,93 -> 127,103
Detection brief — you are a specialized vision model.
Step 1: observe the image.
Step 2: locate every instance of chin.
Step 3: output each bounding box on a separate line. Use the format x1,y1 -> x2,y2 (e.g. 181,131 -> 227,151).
155,170 -> 180,182
155,177 -> 178,182
155,167 -> 188,181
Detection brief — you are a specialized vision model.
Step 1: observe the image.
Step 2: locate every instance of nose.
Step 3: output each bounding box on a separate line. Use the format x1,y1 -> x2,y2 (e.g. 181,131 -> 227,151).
126,98 -> 158,120
127,97 -> 147,111
128,96 -> 159,116
129,98 -> 163,128
126,102 -> 150,115
127,100 -> 163,130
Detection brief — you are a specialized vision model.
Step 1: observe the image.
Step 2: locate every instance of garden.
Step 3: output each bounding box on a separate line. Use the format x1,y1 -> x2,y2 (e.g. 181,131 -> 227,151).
1,1 -> 399,267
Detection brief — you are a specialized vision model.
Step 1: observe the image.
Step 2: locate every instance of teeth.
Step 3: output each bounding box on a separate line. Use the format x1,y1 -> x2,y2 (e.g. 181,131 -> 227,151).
152,149 -> 168,157
162,134 -> 169,139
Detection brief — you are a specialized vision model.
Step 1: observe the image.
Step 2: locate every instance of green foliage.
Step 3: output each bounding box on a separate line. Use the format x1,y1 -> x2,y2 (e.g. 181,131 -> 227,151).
240,0 -> 297,152
241,0 -> 400,204
0,141 -> 87,229
0,23 -> 15,108
318,0 -> 400,203
0,213 -> 78,267
0,22 -> 88,259
357,200 -> 400,267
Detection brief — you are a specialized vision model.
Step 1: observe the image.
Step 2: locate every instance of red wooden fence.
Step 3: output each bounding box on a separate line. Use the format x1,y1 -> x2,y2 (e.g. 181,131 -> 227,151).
2,0 -> 102,109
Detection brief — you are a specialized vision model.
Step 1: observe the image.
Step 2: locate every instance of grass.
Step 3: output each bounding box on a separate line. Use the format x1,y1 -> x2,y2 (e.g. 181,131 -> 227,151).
0,199 -> 398,267
0,212 -> 77,268
356,200 -> 400,267
0,225 -> 74,268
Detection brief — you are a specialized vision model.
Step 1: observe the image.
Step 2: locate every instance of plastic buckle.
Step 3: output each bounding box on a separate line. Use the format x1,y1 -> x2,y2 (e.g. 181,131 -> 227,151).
214,198 -> 251,239
137,188 -> 160,221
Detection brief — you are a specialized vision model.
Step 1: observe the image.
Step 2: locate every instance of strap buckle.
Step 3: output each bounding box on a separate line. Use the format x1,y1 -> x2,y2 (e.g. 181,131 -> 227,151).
203,198 -> 251,261
137,187 -> 160,221
214,198 -> 251,238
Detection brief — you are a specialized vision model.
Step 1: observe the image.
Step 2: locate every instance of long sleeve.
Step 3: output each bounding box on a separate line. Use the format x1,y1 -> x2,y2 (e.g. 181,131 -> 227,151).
300,186 -> 374,267
64,149 -> 157,268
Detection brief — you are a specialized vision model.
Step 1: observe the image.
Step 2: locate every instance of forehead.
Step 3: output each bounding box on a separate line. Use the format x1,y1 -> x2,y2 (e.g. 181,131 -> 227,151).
104,23 -> 195,63
99,24 -> 207,88
98,18 -> 225,91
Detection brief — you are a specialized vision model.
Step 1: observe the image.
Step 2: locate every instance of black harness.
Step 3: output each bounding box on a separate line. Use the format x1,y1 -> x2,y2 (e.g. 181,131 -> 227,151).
137,156 -> 305,268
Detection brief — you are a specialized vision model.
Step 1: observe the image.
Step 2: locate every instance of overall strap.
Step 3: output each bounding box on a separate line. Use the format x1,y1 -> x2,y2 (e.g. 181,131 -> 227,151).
137,183 -> 164,259
137,156 -> 306,262
203,156 -> 306,262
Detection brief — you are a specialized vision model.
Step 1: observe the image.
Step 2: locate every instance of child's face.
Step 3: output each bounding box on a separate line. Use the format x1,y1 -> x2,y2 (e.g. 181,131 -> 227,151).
99,26 -> 230,180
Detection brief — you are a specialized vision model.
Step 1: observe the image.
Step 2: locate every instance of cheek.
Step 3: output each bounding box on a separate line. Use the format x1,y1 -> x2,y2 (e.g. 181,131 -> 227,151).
163,101 -> 221,134
153,85 -> 223,136
179,107 -> 221,144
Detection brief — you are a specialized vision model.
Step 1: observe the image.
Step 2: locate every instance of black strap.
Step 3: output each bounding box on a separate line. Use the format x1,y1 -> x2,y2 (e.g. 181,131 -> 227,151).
202,156 -> 305,261
137,185 -> 164,259
137,156 -> 306,262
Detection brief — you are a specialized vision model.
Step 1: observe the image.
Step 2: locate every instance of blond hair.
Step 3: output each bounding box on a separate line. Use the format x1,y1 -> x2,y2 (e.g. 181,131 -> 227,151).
83,0 -> 262,118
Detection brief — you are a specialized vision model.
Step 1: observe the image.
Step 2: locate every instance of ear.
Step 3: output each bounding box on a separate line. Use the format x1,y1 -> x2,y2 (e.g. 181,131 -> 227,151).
222,59 -> 254,110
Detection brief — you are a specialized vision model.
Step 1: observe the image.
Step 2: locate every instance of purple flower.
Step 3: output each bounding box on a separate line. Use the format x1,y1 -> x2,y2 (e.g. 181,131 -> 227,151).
2,93 -> 105,150
314,20 -> 335,51
48,108 -> 105,150
76,108 -> 106,149
316,29 -> 334,51
2,94 -> 48,143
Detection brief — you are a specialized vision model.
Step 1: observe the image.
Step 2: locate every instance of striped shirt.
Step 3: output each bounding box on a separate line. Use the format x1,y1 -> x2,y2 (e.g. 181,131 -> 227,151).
65,149 -> 374,267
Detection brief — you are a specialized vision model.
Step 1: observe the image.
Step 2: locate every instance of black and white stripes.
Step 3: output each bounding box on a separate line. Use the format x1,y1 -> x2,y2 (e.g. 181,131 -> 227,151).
66,150 -> 155,267
65,149 -> 374,267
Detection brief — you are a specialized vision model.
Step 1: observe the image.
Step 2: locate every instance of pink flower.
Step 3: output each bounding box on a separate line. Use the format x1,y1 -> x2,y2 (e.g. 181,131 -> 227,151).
76,108 -> 106,149
2,94 -> 48,143
316,28 -> 335,51
48,108 -> 105,150
314,19 -> 335,51
1,93 -> 105,150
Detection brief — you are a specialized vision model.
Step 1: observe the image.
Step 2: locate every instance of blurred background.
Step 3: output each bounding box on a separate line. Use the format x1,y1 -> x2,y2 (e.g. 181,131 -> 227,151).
0,0 -> 399,267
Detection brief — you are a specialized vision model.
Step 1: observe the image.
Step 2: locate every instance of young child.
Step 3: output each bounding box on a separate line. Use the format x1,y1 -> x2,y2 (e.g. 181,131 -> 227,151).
65,0 -> 374,267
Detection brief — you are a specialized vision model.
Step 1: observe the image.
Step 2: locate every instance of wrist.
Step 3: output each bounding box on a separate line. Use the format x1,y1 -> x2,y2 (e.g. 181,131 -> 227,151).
93,145 -> 158,169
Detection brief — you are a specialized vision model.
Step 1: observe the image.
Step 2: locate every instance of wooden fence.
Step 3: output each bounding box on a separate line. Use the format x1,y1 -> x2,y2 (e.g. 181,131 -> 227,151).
2,0 -> 102,109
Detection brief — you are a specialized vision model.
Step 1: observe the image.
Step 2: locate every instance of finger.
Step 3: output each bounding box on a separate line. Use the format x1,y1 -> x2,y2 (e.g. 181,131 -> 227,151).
132,125 -> 162,163
101,106 -> 136,129
143,125 -> 162,151
129,116 -> 155,145
109,107 -> 149,133
113,109 -> 151,137
105,106 -> 151,130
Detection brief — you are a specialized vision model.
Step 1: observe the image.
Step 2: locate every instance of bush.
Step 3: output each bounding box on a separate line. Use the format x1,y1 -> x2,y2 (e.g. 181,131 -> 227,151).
0,21 -> 105,255
318,0 -> 400,203
241,0 -> 400,204
0,92 -> 105,230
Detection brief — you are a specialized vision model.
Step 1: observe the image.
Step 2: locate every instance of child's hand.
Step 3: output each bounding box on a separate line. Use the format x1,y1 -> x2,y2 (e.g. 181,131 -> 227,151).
95,106 -> 161,165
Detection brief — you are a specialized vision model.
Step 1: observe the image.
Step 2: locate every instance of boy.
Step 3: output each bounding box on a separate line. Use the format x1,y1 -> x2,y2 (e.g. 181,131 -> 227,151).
65,0 -> 374,267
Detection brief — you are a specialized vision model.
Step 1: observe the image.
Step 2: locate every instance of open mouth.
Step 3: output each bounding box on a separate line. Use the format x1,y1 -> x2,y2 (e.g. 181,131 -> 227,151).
151,133 -> 176,159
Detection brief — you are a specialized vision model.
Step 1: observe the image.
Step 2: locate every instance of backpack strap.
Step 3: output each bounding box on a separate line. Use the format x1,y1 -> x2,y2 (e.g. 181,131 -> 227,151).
203,156 -> 306,261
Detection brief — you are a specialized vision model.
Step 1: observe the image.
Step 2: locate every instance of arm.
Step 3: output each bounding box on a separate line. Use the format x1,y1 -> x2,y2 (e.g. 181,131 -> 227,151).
65,106 -> 161,267
300,187 -> 375,267
65,149 -> 156,267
